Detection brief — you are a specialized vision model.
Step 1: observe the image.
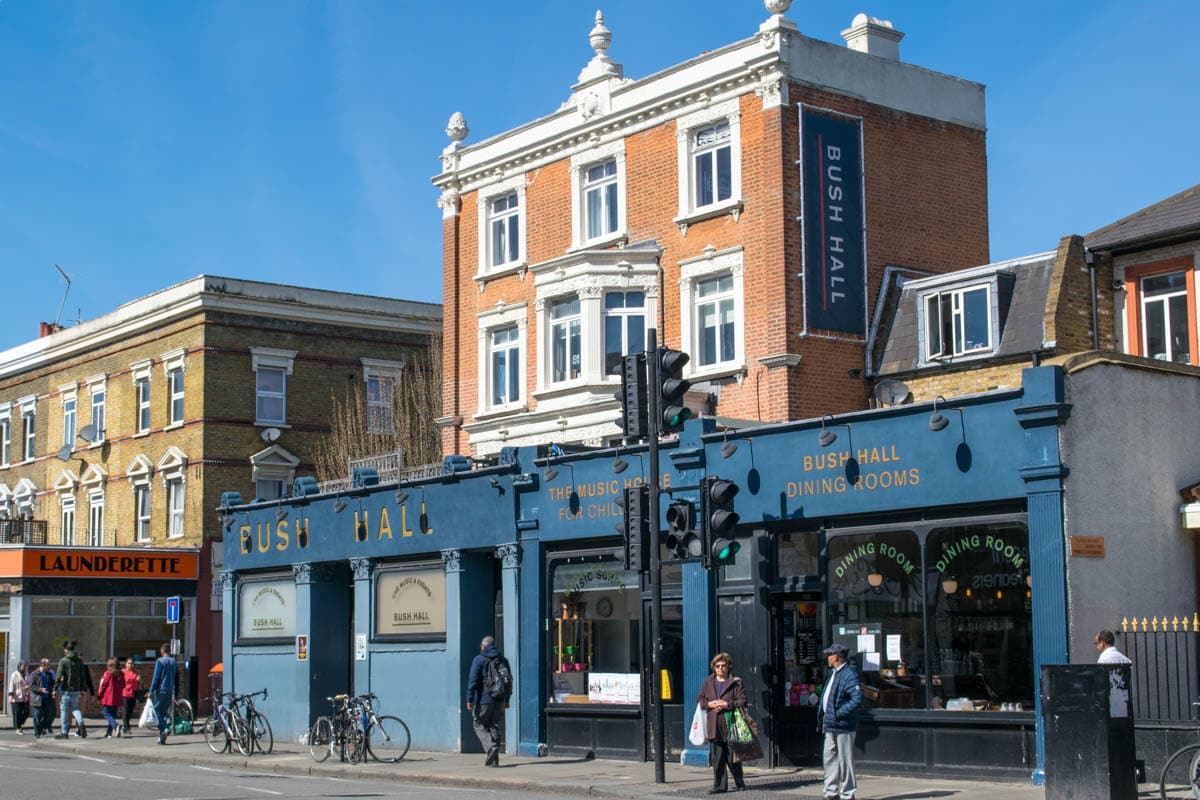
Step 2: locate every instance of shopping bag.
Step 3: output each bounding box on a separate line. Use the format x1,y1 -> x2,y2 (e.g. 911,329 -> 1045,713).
173,718 -> 193,735
723,708 -> 754,744
688,702 -> 707,746
138,701 -> 157,729
731,733 -> 764,763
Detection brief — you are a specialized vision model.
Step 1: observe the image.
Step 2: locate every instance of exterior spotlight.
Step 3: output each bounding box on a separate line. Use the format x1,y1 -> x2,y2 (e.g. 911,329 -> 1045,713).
612,456 -> 629,474
333,498 -> 348,514
222,515 -> 234,531
544,467 -> 559,483
867,572 -> 884,588
395,489 -> 409,504
490,477 -> 502,489
720,440 -> 738,459
819,414 -> 838,447
275,506 -> 289,522
929,395 -> 950,432
942,577 -> 958,594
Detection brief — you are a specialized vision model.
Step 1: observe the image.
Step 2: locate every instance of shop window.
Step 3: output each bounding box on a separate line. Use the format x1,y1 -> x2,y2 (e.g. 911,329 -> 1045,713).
373,564 -> 447,642
925,522 -> 1032,711
777,531 -> 821,582
29,597 -> 182,663
548,552 -> 641,706
826,531 -> 925,710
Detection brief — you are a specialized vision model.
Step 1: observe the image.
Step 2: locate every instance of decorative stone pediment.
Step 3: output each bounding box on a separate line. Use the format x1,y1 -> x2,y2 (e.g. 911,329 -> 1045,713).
126,454 -> 153,485
156,446 -> 188,478
250,444 -> 300,484
80,464 -> 108,489
53,470 -> 79,494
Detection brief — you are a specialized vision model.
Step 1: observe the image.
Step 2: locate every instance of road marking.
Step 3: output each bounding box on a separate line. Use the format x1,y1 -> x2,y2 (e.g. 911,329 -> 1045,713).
90,771 -> 126,780
234,786 -> 283,796
190,765 -> 223,772
75,754 -> 107,763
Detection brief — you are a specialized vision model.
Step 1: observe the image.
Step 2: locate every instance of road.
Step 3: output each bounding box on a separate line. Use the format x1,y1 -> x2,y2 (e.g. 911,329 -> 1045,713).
0,742 -> 585,800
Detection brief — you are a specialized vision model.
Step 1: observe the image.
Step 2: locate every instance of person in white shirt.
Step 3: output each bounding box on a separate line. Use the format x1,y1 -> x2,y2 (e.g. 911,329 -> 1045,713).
1095,630 -> 1132,664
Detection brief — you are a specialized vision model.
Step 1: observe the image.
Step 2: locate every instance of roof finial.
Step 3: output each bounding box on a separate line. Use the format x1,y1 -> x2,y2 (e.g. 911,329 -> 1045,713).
589,10 -> 612,57
764,0 -> 793,14
445,112 -> 469,144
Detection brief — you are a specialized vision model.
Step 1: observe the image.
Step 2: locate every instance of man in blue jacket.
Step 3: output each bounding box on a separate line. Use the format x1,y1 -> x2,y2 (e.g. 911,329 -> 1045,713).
817,644 -> 863,800
149,643 -> 176,745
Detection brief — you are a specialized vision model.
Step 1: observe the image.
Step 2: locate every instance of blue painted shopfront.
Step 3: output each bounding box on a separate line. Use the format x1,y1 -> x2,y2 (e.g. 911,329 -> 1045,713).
222,366 -> 1068,781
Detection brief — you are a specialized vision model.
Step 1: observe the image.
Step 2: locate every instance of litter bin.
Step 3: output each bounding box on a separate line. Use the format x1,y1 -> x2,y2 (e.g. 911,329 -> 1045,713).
1040,663 -> 1136,800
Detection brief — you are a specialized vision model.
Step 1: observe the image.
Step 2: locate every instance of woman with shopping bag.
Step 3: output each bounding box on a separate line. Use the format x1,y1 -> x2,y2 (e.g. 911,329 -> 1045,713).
697,652 -> 748,794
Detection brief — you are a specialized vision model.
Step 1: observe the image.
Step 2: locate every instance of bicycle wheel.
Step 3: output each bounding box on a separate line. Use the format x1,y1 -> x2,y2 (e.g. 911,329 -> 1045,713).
367,715 -> 411,762
309,717 -> 333,763
228,710 -> 251,756
248,710 -> 273,755
345,717 -> 366,765
1159,744 -> 1200,799
203,715 -> 229,754
174,698 -> 194,725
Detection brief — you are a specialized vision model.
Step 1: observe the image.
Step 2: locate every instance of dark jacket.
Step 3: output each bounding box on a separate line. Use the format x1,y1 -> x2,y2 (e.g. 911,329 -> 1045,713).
697,673 -> 748,742
55,653 -> 94,694
466,644 -> 507,707
817,662 -> 863,734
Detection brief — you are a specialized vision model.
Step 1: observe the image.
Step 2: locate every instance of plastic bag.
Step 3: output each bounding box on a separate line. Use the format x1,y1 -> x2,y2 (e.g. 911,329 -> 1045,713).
173,718 -> 192,735
138,701 -> 157,729
688,702 -> 706,746
724,708 -> 754,744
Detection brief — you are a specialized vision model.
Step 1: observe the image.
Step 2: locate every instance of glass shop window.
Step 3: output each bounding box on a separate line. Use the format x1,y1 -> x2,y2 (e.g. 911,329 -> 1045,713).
548,552 -> 641,706
826,532 -> 925,710
777,530 -> 820,581
925,523 -> 1032,711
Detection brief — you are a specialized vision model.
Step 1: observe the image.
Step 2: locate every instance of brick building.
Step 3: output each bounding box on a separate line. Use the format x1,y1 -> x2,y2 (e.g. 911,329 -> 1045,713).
432,3 -> 991,458
0,276 -> 439,700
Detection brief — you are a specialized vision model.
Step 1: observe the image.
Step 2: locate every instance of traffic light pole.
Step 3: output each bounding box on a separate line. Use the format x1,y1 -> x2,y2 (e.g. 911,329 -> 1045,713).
645,327 -> 666,784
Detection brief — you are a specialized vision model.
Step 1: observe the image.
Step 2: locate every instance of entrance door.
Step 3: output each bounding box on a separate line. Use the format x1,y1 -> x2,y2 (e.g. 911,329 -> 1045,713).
643,599 -> 682,762
773,594 -> 824,766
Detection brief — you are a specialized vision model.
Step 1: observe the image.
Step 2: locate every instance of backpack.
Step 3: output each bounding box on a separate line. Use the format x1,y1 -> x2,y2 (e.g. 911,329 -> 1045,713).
485,656 -> 513,701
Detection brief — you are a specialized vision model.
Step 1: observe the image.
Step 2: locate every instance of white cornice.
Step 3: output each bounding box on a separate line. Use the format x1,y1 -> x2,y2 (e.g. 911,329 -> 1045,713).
0,276 -> 441,380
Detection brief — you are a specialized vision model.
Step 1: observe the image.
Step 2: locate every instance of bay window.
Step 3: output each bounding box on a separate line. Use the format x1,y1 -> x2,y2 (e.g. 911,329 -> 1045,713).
603,291 -> 646,375
550,297 -> 582,384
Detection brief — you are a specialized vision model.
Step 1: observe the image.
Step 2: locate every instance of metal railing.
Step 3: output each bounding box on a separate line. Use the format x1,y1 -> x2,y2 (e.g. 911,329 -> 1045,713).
0,519 -> 48,544
318,460 -> 447,495
1117,614 -> 1200,722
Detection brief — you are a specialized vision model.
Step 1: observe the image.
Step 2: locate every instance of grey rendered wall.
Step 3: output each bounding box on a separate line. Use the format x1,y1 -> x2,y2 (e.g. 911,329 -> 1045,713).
1061,363 -> 1200,662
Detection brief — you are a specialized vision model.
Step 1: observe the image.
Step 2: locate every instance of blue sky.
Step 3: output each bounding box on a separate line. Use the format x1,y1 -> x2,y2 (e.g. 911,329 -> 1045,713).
1,1 -> 1197,349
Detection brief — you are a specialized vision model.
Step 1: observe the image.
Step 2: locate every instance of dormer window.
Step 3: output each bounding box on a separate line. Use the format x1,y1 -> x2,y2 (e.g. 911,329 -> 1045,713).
924,285 -> 991,360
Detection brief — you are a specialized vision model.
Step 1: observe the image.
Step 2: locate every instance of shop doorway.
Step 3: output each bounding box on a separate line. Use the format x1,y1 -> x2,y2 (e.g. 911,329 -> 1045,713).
642,598 -> 681,762
0,631 -> 7,715
772,594 -> 824,766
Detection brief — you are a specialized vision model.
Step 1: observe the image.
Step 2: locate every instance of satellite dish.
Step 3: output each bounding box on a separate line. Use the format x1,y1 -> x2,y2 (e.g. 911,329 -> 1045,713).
260,427 -> 281,443
56,445 -> 74,462
875,379 -> 912,407
77,424 -> 97,443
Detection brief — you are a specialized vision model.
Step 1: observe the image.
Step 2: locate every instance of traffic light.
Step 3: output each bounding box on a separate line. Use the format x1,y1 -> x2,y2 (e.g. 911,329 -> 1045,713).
615,353 -> 647,440
657,348 -> 691,434
615,485 -> 650,572
664,499 -> 702,560
702,477 -> 741,568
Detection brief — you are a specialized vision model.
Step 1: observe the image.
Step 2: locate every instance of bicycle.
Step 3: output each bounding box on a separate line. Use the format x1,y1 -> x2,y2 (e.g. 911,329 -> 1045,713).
232,688 -> 273,755
356,693 -> 411,763
168,696 -> 194,731
308,694 -> 365,765
203,693 -> 250,756
1159,700 -> 1200,799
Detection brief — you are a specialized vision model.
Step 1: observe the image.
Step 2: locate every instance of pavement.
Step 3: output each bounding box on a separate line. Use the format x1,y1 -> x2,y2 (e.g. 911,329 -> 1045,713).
0,715 -> 1054,800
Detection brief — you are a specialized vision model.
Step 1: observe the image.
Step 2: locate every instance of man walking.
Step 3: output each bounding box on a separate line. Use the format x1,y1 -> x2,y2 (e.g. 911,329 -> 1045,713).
1095,630 -> 1132,664
54,641 -> 91,739
149,643 -> 177,745
817,644 -> 863,800
465,635 -> 511,767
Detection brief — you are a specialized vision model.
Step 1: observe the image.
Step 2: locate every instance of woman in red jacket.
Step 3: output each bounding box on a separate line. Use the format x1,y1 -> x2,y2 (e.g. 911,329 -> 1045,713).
97,658 -> 126,738
121,657 -> 140,736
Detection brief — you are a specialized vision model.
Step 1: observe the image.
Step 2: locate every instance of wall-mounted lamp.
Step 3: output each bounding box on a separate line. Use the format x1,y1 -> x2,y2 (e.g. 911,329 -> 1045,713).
489,477 -> 502,489
395,488 -> 409,504
867,572 -> 884,588
612,454 -> 629,474
929,395 -> 965,433
333,497 -> 348,514
544,467 -> 559,483
275,501 -> 289,522
942,577 -> 958,594
221,515 -> 235,531
819,414 -> 839,447
720,431 -> 738,459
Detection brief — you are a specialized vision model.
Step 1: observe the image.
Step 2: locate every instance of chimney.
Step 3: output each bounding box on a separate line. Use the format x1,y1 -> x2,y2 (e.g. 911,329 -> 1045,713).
39,322 -> 62,338
841,13 -> 904,61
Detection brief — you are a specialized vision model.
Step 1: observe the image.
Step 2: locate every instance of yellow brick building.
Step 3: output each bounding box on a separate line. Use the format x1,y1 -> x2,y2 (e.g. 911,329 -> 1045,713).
0,276 -> 439,691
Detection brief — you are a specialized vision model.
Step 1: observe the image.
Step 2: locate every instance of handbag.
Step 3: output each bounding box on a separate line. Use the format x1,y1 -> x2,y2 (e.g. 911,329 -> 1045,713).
138,701 -> 158,729
688,702 -> 707,746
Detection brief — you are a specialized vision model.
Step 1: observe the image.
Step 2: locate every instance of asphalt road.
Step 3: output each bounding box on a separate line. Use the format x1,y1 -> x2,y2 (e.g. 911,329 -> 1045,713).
0,741 -> 585,800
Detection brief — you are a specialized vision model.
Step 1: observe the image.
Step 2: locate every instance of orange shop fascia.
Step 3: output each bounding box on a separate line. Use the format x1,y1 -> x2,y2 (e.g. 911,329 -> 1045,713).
0,547 -> 200,580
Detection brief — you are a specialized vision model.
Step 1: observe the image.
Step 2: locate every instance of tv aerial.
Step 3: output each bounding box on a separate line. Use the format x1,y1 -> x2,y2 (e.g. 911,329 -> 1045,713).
53,264 -> 72,329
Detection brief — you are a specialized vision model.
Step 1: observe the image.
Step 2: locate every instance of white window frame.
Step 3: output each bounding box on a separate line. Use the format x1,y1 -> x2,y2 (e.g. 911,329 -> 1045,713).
87,489 -> 105,547
21,410 -> 35,461
361,358 -> 405,435
87,375 -> 106,444
477,303 -> 527,414
547,295 -> 583,387
476,175 -> 527,277
0,402 -> 10,467
255,479 -> 285,502
0,484 -> 10,519
1139,270 -> 1189,362
131,359 -> 153,435
166,477 -> 185,539
163,349 -> 187,427
61,385 -> 77,450
602,290 -> 648,377
922,284 -> 994,361
675,99 -> 743,228
60,494 -> 76,546
134,483 -> 152,543
570,141 -> 627,250
250,347 -> 296,426
249,444 -> 300,496
679,246 -> 746,380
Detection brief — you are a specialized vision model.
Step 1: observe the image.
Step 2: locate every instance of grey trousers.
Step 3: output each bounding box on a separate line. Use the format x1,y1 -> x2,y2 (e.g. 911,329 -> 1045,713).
472,703 -> 502,757
822,731 -> 857,799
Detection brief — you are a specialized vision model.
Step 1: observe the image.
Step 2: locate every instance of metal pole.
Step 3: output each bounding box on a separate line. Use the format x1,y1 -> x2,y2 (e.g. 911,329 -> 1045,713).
646,328 -> 665,784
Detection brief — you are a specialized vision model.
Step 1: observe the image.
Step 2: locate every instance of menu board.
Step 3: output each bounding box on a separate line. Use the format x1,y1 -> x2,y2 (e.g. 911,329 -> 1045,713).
587,672 -> 641,704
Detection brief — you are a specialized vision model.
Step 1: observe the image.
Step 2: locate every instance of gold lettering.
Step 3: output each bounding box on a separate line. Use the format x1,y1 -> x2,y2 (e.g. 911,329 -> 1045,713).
256,523 -> 270,553
378,507 -> 392,540
274,520 -> 289,551
239,525 -> 252,554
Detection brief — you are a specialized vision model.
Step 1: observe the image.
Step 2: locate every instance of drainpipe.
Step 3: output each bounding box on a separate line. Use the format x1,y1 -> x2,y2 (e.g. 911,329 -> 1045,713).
1084,248 -> 1100,350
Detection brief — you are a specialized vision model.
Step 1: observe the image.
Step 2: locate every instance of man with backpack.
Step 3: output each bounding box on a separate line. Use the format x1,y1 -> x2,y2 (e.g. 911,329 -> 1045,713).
465,635 -> 512,767
54,640 -> 94,739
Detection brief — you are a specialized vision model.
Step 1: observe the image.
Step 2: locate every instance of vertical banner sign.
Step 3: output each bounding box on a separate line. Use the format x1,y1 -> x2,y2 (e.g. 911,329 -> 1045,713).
801,108 -> 866,335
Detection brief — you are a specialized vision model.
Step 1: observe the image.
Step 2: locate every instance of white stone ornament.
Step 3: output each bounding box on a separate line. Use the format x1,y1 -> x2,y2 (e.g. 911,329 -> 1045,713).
589,10 -> 612,56
764,0 -> 792,14
445,112 -> 469,143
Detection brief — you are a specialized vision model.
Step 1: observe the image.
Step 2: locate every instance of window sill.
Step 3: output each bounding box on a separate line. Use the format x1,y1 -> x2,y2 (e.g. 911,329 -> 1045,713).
472,261 -> 528,287
163,422 -> 185,432
254,421 -> 290,429
569,231 -> 627,253
687,363 -> 746,385
674,200 -> 744,235
919,349 -> 995,369
132,431 -> 151,439
532,381 -> 612,401
474,404 -> 529,421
